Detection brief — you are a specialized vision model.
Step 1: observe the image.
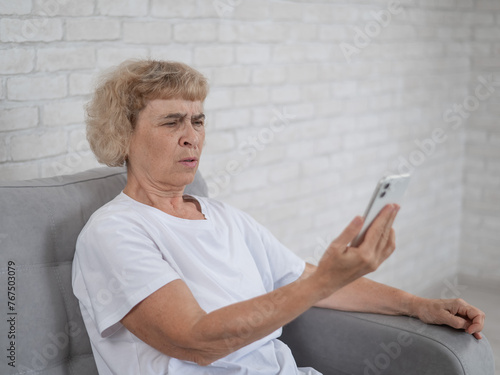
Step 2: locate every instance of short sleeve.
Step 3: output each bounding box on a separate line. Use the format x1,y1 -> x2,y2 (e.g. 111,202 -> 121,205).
224,204 -> 306,291
253,222 -> 306,290
72,211 -> 180,338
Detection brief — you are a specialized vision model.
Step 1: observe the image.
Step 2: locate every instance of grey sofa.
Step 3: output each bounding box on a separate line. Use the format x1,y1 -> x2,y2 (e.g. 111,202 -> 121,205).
0,167 -> 495,375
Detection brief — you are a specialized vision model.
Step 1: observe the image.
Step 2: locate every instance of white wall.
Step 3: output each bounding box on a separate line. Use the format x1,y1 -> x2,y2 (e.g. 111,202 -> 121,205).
1,0 -> 499,295
460,15 -> 500,287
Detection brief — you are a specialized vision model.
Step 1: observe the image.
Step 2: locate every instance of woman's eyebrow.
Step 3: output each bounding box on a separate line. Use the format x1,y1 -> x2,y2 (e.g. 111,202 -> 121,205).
191,114 -> 205,121
157,113 -> 205,120
160,113 -> 186,120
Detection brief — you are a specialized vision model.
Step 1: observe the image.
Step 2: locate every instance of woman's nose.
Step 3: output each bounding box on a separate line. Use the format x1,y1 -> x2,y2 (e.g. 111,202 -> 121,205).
180,123 -> 200,148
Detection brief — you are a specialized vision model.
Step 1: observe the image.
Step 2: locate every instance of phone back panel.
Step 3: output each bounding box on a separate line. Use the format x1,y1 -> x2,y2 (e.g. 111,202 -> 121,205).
351,174 -> 410,247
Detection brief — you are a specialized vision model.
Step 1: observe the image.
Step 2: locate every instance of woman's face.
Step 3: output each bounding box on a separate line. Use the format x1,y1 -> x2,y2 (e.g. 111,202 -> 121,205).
127,98 -> 205,190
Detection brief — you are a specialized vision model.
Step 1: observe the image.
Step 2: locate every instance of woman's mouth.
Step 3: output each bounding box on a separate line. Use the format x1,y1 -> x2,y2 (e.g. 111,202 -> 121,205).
179,158 -> 198,168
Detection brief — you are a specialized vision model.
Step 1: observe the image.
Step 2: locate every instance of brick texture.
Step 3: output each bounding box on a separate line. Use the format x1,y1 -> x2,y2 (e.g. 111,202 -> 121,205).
0,0 -> 499,293
0,48 -> 35,74
0,18 -> 63,42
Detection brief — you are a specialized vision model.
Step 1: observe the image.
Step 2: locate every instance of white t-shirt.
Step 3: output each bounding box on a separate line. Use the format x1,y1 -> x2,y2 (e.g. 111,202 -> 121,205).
72,192 -> 321,375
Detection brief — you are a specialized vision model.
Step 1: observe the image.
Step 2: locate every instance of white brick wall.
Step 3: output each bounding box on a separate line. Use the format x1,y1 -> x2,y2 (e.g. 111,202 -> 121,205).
0,1 -> 32,15
7,75 -> 67,100
0,18 -> 63,42
460,67 -> 500,286
37,47 -> 96,72
123,22 -> 172,44
97,0 -> 148,16
10,130 -> 67,161
32,0 -> 95,16
1,0 -> 499,294
0,107 -> 38,131
0,48 -> 35,74
66,18 -> 120,41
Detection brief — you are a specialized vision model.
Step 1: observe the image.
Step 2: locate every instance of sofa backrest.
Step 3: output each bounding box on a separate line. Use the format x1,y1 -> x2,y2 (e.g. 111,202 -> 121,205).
0,167 -> 208,374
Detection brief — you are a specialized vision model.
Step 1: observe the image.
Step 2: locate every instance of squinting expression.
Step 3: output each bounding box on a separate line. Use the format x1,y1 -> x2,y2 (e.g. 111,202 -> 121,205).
127,99 -> 205,189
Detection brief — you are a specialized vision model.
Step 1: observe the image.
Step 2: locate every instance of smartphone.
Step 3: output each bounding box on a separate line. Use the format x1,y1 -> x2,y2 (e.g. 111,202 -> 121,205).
350,174 -> 411,247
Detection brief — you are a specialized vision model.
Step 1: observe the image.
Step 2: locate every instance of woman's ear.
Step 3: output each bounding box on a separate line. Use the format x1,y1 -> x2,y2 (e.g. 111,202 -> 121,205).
122,141 -> 130,167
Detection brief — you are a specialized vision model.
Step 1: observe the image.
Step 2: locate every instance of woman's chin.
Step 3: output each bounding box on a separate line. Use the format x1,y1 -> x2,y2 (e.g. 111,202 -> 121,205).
169,170 -> 198,187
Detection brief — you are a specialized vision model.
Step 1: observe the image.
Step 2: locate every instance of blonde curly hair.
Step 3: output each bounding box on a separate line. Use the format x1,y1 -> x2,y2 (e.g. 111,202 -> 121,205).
86,60 -> 209,167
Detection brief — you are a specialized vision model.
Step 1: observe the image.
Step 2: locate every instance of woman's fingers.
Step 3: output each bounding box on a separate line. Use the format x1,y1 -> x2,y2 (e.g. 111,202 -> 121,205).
377,205 -> 399,251
331,216 -> 365,251
319,206 -> 399,288
320,216 -> 365,266
382,228 -> 396,258
362,204 -> 399,250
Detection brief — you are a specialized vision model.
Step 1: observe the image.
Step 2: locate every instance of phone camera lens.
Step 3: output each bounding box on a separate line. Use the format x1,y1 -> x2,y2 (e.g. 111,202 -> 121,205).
384,183 -> 390,189
380,191 -> 386,198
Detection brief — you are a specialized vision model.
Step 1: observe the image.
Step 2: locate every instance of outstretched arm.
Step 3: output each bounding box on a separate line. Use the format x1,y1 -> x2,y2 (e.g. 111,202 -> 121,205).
121,204 -> 399,366
301,263 -> 485,339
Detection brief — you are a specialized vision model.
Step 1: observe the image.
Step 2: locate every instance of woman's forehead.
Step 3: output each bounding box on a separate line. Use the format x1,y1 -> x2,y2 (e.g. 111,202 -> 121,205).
145,98 -> 204,117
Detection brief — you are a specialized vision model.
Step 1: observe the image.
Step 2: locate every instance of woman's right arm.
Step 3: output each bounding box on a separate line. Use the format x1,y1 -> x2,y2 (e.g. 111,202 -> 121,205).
121,204 -> 399,366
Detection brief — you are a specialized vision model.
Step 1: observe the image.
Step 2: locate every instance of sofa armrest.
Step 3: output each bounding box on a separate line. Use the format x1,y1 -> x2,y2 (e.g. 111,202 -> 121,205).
281,307 -> 495,375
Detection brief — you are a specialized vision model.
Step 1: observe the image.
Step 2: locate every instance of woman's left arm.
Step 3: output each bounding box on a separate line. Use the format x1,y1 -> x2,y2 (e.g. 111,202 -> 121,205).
301,263 -> 485,339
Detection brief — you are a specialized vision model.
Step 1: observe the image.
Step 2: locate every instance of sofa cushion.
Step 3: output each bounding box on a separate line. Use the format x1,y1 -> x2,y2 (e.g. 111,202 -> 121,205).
0,167 -> 207,374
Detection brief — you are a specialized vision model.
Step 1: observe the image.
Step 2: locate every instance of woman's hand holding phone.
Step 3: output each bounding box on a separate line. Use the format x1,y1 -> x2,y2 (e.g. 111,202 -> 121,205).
314,203 -> 400,297
350,174 -> 410,247
311,174 -> 408,297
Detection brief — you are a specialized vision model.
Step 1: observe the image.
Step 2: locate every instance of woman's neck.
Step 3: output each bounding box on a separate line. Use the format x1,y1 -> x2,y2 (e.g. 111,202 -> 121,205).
123,171 -> 205,220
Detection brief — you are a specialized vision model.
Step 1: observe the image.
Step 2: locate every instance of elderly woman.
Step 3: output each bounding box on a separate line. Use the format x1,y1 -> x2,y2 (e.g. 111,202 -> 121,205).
72,60 -> 485,375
